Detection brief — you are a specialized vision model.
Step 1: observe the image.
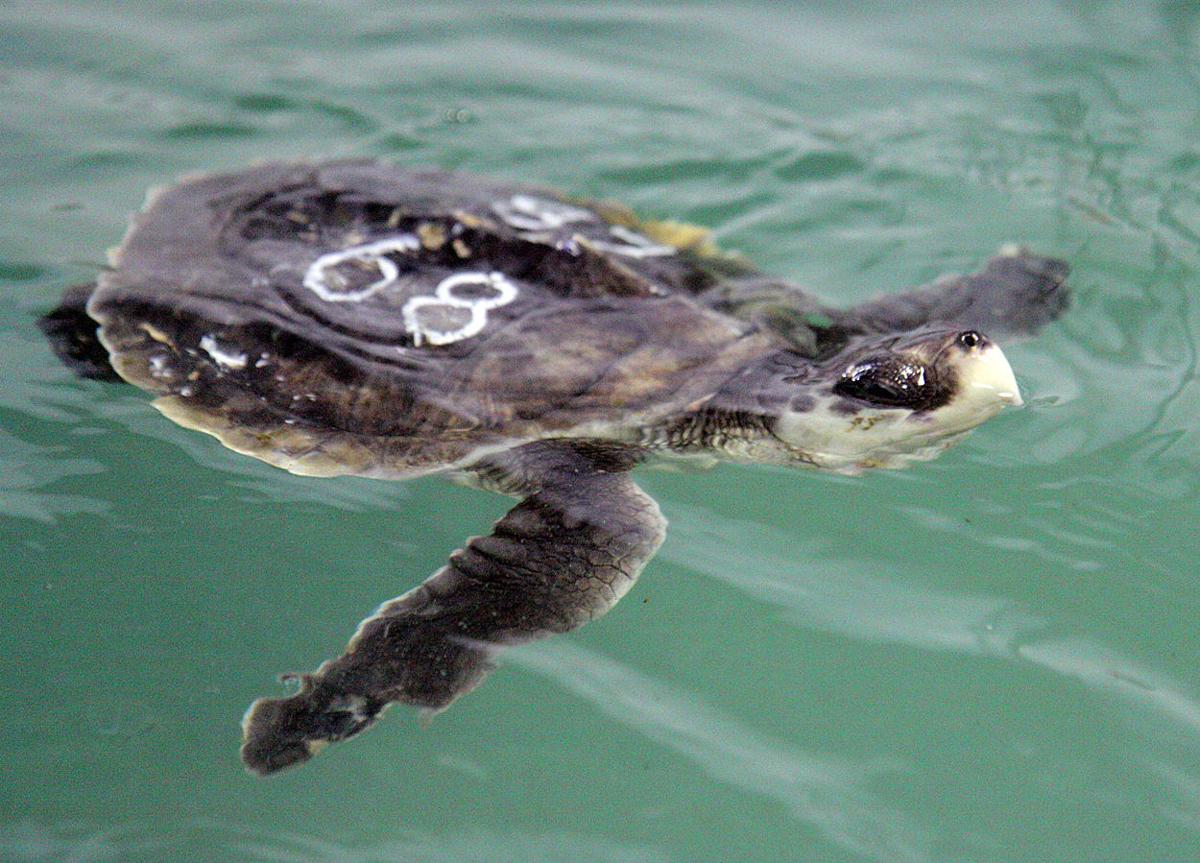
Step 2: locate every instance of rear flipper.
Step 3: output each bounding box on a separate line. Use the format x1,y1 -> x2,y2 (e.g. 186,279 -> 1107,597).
837,248 -> 1071,339
37,283 -> 121,382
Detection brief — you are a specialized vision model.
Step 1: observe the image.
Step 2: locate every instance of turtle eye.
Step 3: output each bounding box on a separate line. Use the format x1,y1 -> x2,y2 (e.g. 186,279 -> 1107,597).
958,330 -> 984,349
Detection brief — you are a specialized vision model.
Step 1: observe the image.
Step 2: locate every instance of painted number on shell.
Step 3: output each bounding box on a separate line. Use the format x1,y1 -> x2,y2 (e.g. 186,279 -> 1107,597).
303,236 -> 421,302
402,271 -> 518,346
303,236 -> 518,347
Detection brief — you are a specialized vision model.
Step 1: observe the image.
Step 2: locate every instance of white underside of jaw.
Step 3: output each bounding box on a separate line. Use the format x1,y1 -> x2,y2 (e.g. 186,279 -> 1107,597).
776,344 -> 1023,474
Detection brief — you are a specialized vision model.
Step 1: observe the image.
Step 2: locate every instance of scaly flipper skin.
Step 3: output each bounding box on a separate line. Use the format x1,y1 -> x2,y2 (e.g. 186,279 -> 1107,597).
239,440 -> 666,775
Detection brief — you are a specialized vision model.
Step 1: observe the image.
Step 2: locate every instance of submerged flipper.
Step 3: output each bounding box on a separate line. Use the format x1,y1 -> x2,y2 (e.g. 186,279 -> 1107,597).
706,248 -> 1070,355
37,283 -> 121,382
834,249 -> 1070,339
240,440 -> 667,775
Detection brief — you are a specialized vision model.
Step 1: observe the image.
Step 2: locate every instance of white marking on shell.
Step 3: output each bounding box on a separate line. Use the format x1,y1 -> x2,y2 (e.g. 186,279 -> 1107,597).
401,271 -> 519,346
148,354 -> 172,379
303,235 -> 420,302
494,195 -> 674,259
591,224 -> 676,258
492,194 -> 594,231
199,335 -> 248,370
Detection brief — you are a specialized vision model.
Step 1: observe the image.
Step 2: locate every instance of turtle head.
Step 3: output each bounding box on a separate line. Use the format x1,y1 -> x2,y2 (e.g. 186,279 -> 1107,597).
774,329 -> 1022,472
831,328 -> 1021,413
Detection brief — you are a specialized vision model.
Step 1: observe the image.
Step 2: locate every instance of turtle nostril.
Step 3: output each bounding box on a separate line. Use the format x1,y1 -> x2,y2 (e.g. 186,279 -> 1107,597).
958,330 -> 983,349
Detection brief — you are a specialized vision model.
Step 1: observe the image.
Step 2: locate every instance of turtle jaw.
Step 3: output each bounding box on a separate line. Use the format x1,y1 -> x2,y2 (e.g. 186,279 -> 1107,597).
894,341 -> 1022,449
939,340 -> 1023,424
961,341 -> 1022,408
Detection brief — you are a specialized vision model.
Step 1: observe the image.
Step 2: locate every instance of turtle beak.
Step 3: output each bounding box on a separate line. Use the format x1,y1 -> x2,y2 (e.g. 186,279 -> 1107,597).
966,342 -> 1023,407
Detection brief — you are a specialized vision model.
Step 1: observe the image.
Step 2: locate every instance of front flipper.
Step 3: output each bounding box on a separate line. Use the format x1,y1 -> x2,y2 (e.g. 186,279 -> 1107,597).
835,248 -> 1070,339
705,248 -> 1069,355
240,441 -> 666,775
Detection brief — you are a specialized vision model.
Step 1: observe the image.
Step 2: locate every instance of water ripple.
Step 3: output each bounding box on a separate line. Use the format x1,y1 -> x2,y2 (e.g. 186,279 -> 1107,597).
513,640 -> 931,863
0,820 -> 672,863
4,2 -> 1200,860
663,503 -> 1200,747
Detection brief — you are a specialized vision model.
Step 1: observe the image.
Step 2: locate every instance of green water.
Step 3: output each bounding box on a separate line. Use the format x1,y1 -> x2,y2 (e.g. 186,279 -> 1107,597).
3,2 -> 1200,860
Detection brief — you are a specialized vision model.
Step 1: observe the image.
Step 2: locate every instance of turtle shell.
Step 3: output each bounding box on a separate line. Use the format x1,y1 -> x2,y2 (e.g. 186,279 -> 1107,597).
91,161 -> 773,477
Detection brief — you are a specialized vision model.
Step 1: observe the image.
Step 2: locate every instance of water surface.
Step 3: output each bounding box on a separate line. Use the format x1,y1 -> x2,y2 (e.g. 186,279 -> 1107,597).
3,2 -> 1200,861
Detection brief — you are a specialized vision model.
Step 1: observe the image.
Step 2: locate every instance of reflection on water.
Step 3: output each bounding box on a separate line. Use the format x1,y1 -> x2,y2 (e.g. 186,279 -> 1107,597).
514,641 -> 930,863
231,826 -> 673,863
2,820 -> 672,863
666,506 -> 1028,654
674,505 -> 1200,737
2,822 -> 167,863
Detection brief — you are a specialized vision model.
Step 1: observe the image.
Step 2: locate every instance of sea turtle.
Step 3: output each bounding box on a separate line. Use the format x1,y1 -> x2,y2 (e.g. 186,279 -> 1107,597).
40,160 -> 1069,775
